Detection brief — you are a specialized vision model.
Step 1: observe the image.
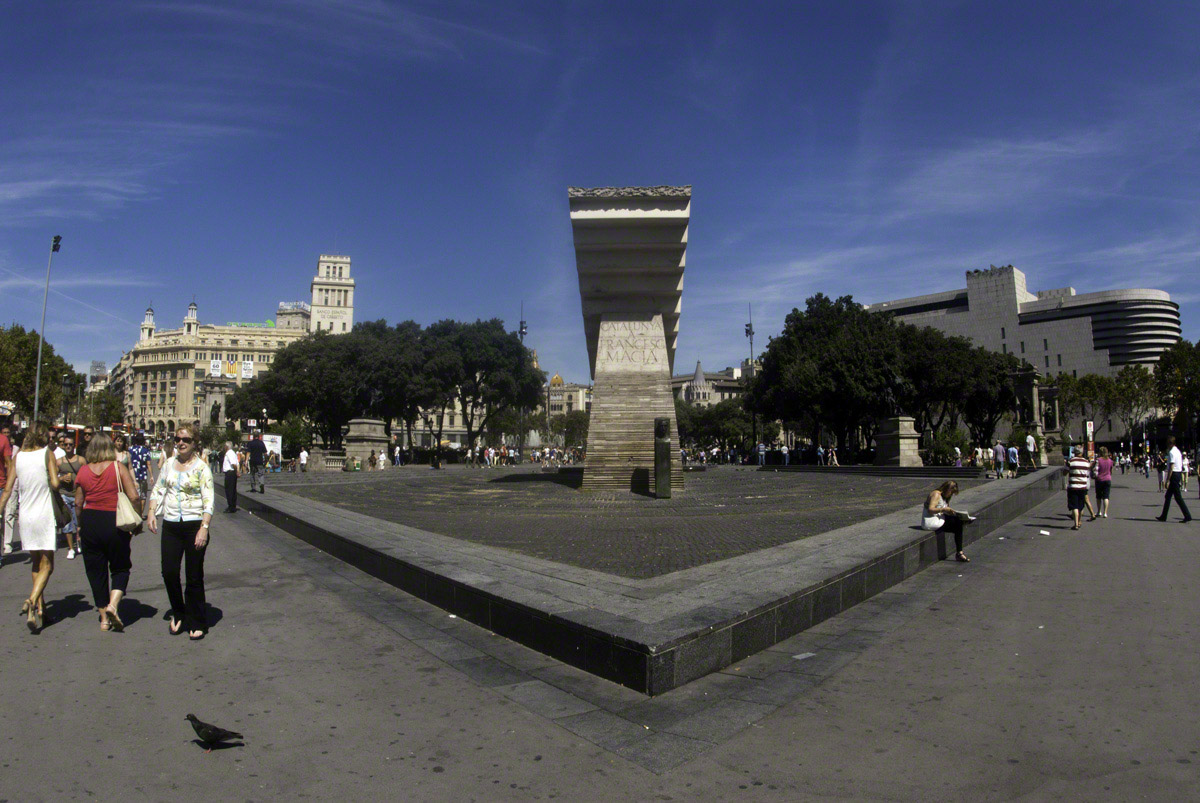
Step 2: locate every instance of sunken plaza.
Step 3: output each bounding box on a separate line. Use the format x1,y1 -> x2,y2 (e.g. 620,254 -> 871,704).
217,188 -> 1065,699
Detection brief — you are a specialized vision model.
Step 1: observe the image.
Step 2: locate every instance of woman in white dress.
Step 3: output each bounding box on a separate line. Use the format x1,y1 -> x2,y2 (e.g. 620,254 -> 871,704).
0,424 -> 60,632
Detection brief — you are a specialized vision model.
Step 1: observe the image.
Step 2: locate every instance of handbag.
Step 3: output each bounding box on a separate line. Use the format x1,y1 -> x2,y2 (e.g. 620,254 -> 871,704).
113,461 -> 143,534
48,456 -> 72,528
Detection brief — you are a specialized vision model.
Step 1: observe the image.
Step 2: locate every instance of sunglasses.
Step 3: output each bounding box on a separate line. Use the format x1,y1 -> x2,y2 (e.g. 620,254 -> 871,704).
174,436 -> 195,444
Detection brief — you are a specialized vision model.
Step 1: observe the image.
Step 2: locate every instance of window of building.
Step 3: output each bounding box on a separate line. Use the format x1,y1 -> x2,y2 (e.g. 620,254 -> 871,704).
1001,344 -> 1007,354
341,322 -> 347,331
1043,339 -> 1048,350
1073,370 -> 1077,378
1020,341 -> 1025,354
1001,327 -> 1006,339
231,339 -> 238,346
448,415 -> 455,426
1057,354 -> 1062,366
1044,356 -> 1050,368
195,369 -> 204,378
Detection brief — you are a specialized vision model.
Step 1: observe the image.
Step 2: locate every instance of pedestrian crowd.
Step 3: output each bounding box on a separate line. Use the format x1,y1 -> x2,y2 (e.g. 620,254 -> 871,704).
2,422 -> 216,638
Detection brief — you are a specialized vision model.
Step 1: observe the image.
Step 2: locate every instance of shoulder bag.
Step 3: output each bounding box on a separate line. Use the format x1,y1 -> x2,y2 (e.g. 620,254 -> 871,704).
113,462 -> 143,534
47,451 -> 72,528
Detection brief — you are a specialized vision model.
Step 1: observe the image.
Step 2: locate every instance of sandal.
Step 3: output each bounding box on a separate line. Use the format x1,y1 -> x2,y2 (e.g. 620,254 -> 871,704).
169,617 -> 184,636
27,605 -> 38,633
105,606 -> 124,633
100,612 -> 111,632
20,599 -> 30,615
955,552 -> 970,563
189,630 -> 205,641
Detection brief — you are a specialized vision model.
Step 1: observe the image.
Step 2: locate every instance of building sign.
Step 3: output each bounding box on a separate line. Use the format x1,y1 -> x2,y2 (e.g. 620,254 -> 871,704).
209,360 -> 222,377
241,361 -> 254,379
263,433 -> 282,460
225,320 -> 276,328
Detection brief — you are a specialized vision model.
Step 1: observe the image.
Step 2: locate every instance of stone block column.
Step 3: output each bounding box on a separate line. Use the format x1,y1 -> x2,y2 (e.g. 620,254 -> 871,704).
875,416 -> 923,467
569,186 -> 689,493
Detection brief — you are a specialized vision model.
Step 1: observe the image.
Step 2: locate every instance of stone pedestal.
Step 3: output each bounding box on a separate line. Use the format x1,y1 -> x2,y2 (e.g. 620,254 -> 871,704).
343,418 -> 388,468
875,417 -> 923,467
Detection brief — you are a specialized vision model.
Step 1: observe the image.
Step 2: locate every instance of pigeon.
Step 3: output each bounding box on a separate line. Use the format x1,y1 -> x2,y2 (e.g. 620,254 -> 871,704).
186,713 -> 244,753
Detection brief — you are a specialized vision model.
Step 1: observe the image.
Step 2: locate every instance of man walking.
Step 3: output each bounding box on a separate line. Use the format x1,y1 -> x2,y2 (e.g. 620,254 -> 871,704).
1066,449 -> 1094,530
247,431 -> 268,493
1026,432 -> 1038,470
1007,443 -> 1019,478
781,443 -> 789,466
299,446 -> 308,473
993,440 -> 1006,478
756,441 -> 766,467
1156,436 -> 1192,523
222,441 -> 241,512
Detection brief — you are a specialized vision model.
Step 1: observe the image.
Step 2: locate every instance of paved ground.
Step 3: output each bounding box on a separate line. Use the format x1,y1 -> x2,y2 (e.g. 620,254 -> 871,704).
276,465 -> 986,578
1,470 -> 1196,800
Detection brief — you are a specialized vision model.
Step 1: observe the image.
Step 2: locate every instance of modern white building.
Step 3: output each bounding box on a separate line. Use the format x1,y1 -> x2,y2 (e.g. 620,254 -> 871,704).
865,265 -> 1182,379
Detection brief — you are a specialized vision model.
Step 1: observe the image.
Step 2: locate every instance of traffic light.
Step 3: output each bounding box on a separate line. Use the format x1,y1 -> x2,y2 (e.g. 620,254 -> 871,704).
51,235 -> 61,252
744,323 -> 753,338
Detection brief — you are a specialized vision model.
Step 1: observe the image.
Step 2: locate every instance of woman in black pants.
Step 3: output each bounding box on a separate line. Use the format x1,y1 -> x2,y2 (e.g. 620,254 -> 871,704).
147,425 -> 215,639
73,434 -> 142,631
921,480 -> 971,563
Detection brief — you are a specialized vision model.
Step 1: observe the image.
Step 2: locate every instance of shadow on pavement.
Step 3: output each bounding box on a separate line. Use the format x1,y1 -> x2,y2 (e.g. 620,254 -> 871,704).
42,594 -> 93,629
488,472 -> 583,489
119,597 -> 158,628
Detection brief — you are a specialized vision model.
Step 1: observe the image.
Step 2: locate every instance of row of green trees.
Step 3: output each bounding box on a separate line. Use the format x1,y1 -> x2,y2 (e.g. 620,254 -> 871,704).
742,294 -> 1025,451
225,319 -> 544,454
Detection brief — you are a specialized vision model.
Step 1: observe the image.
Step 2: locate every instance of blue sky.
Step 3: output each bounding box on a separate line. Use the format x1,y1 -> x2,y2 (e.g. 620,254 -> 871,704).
3,1 -> 1198,383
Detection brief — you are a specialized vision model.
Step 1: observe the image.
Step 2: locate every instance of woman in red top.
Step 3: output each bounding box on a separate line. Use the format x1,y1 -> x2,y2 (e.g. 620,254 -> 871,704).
74,433 -> 141,631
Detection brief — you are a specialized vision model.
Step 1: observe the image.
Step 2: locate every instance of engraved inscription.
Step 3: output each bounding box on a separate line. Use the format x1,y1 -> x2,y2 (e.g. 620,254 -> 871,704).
596,316 -> 668,373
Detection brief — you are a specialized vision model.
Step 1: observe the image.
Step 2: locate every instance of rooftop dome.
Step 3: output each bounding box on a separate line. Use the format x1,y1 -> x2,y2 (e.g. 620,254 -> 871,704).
550,373 -> 564,386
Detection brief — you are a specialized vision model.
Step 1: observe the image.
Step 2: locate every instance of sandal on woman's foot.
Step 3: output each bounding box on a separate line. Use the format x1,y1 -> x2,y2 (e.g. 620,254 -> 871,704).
955,552 -> 970,563
189,630 -> 205,641
20,599 -> 30,615
99,612 -> 111,631
105,607 -> 124,633
27,606 -> 37,632
169,617 -> 184,636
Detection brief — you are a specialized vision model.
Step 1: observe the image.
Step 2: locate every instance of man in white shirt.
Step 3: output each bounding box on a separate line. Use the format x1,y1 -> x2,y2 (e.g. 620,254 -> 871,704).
221,442 -> 241,513
1156,436 -> 1192,523
298,448 -> 308,473
781,444 -> 789,466
1026,433 -> 1038,469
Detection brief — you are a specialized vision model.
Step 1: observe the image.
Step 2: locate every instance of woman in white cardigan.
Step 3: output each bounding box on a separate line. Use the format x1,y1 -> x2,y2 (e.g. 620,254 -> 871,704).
146,425 -> 215,640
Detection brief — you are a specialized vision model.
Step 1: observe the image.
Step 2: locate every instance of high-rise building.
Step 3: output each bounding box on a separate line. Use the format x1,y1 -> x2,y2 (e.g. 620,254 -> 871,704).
310,254 -> 355,333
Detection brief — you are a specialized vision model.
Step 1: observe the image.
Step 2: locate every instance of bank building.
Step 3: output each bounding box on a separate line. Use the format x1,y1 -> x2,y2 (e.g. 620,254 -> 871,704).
108,255 -> 355,435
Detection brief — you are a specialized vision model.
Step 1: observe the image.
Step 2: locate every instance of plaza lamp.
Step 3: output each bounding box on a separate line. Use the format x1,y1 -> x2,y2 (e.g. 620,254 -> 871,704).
31,235 -> 62,424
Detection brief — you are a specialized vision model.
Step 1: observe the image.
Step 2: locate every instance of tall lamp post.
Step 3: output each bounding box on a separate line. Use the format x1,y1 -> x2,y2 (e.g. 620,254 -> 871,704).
745,303 -> 756,451
31,235 -> 62,424
62,373 -> 71,428
518,303 -> 527,450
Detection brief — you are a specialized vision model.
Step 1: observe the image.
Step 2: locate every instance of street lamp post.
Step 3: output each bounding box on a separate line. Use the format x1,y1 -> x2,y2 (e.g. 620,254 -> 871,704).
62,373 -> 70,428
31,235 -> 62,424
745,303 -> 756,453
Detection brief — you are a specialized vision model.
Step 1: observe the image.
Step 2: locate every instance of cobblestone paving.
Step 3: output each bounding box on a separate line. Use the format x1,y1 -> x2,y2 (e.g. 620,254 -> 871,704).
274,465 -> 986,579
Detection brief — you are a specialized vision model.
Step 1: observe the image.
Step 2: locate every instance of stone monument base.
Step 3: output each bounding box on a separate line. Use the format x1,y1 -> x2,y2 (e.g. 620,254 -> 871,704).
343,418 -> 389,468
875,416 -> 923,467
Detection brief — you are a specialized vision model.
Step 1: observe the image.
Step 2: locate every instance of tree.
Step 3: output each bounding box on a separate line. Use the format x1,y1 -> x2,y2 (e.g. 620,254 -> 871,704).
959,348 -> 1021,445
1075,373 -> 1118,440
746,294 -> 903,452
417,320 -> 465,467
1156,339 -> 1200,443
550,410 -> 590,448
86,389 -> 125,428
0,324 -> 81,423
895,324 -> 974,438
1113,365 -> 1156,444
450,319 -> 546,454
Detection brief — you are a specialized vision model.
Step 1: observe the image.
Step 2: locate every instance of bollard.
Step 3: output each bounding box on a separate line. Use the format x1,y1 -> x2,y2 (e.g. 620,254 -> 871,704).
654,417 -> 672,499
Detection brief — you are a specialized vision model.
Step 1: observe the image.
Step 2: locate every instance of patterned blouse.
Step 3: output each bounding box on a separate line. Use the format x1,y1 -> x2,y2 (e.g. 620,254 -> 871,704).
149,457 -> 215,522
129,444 -> 151,482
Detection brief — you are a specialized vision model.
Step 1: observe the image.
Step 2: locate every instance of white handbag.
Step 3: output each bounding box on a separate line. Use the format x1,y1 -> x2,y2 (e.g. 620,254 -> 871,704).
113,462 -> 142,534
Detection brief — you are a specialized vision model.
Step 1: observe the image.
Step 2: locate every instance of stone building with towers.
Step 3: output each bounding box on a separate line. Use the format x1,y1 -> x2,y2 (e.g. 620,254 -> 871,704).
108,254 -> 357,435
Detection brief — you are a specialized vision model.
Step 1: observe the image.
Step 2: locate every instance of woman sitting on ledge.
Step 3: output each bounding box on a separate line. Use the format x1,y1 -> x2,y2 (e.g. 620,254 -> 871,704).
922,480 -> 970,563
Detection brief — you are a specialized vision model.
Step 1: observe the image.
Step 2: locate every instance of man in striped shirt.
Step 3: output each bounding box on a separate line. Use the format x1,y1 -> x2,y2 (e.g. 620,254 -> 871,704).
1066,451 -> 1096,530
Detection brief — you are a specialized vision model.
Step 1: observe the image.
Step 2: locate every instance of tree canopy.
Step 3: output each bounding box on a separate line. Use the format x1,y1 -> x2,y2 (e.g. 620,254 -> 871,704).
0,324 -> 86,424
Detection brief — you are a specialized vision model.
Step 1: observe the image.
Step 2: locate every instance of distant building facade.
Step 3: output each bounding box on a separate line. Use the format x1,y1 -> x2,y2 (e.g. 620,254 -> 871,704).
108,255 -> 356,435
671,359 -> 755,407
864,265 -> 1182,379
